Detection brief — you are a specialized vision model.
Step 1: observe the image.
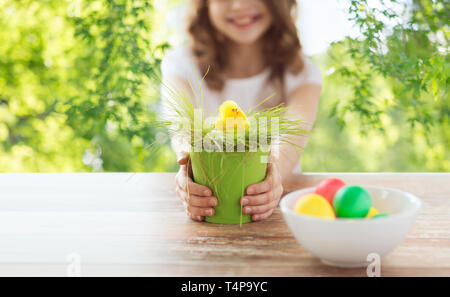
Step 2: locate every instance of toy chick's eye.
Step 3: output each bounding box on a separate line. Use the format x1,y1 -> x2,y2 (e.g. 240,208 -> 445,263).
232,109 -> 235,112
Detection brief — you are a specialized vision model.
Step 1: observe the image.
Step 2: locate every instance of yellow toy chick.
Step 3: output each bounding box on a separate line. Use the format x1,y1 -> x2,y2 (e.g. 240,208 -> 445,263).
215,100 -> 249,131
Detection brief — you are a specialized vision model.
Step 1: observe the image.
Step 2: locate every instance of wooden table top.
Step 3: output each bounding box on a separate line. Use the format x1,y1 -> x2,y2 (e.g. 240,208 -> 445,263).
0,172 -> 448,276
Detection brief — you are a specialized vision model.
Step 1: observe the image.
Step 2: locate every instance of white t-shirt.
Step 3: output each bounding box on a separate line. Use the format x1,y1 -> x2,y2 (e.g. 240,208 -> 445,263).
160,46 -> 322,173
160,46 -> 322,116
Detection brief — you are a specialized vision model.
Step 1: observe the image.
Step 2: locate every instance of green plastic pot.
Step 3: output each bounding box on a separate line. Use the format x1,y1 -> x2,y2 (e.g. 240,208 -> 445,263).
190,150 -> 269,224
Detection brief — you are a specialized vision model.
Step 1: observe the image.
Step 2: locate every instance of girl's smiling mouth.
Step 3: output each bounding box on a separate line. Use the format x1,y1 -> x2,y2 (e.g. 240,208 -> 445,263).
227,14 -> 262,29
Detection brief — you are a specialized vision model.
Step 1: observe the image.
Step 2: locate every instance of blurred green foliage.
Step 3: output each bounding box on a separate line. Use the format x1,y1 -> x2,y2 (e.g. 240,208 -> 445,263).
0,0 -> 448,172
0,0 -> 177,172
301,0 -> 449,172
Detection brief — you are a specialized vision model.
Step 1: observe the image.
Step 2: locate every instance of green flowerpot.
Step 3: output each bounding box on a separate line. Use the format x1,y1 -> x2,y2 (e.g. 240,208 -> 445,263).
190,150 -> 269,224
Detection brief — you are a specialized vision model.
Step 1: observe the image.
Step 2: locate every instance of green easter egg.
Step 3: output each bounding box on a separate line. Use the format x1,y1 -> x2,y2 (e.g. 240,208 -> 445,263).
373,213 -> 388,218
333,185 -> 372,218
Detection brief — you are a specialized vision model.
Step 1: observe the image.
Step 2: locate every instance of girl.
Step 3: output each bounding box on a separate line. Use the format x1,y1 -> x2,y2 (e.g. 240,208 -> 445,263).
161,0 -> 322,222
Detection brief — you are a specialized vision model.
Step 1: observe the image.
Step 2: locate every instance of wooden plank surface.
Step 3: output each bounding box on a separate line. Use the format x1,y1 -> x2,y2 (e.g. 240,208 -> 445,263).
0,173 -> 448,276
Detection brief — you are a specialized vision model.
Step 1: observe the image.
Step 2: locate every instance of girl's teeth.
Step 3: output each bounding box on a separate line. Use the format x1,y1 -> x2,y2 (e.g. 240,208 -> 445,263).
234,17 -> 253,25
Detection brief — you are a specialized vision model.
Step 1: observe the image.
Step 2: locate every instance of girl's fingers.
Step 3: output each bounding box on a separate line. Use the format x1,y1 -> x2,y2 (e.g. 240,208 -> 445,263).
181,192 -> 214,217
177,152 -> 190,165
175,162 -> 212,222
187,205 -> 215,217
183,181 -> 212,197
252,209 -> 274,221
177,168 -> 212,196
246,178 -> 272,195
241,191 -> 272,206
177,186 -> 216,205
244,198 -> 278,215
244,180 -> 283,208
187,210 -> 204,222
189,195 -> 218,207
269,152 -> 280,163
175,186 -> 185,203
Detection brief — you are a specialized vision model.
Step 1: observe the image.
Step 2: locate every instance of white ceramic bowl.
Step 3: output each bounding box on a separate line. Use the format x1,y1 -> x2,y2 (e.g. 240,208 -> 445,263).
280,186 -> 421,267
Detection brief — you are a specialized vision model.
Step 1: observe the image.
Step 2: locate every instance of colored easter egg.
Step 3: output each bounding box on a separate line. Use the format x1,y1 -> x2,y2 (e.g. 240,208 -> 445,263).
366,207 -> 379,218
333,186 -> 372,218
315,178 -> 346,204
294,193 -> 335,219
372,213 -> 388,218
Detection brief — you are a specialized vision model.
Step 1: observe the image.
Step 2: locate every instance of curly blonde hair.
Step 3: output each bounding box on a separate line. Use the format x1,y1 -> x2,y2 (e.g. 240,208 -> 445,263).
187,0 -> 304,104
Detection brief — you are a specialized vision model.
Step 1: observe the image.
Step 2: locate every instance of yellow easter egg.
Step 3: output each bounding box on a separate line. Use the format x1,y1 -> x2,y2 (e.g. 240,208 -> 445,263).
366,207 -> 379,218
294,193 -> 335,219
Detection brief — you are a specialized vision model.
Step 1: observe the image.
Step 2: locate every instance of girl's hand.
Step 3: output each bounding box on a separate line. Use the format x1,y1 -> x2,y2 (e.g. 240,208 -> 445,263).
240,161 -> 283,221
175,153 -> 218,222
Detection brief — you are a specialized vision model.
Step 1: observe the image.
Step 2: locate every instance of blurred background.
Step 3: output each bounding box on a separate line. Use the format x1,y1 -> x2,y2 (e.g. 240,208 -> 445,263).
0,0 -> 448,172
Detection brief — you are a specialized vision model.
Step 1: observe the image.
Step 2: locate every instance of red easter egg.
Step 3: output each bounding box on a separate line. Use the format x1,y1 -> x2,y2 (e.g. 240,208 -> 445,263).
315,178 -> 346,204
